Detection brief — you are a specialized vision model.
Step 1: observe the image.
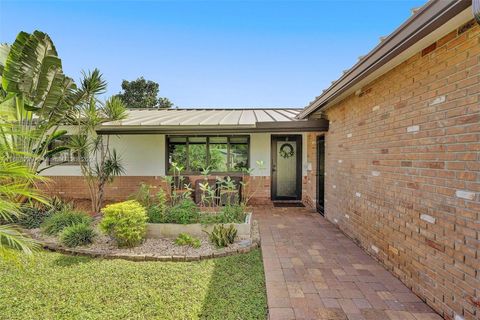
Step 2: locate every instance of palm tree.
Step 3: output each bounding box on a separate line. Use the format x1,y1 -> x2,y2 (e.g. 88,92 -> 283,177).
0,153 -> 46,262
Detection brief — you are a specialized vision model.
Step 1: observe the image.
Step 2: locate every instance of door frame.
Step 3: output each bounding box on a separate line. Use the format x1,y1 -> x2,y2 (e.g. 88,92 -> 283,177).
316,135 -> 325,215
271,135 -> 302,201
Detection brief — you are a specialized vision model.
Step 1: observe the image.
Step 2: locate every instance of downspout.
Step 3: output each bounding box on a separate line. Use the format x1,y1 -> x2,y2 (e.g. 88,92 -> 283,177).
474,0 -> 480,24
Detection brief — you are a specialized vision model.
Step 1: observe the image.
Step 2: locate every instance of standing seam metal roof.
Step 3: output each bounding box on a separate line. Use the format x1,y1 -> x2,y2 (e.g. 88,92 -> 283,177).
102,108 -> 303,127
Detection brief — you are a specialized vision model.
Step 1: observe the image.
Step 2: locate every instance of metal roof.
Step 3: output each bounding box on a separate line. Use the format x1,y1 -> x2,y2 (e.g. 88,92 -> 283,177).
102,108 -> 302,127
96,108 -> 329,134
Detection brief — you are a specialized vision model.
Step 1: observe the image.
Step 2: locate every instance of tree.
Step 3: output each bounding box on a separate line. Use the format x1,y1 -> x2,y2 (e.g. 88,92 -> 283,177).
116,77 -> 173,109
0,136 -> 46,262
70,71 -> 127,213
0,31 -> 101,175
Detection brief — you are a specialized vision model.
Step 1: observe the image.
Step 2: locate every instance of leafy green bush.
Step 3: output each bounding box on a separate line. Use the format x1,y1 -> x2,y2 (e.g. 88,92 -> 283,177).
60,223 -> 95,247
174,233 -> 201,248
147,189 -> 168,223
17,206 -> 52,229
49,196 -> 74,213
129,183 -> 154,208
16,197 -> 74,229
200,205 -> 246,224
100,200 -> 147,247
207,224 -> 237,248
163,199 -> 200,224
41,210 -> 92,235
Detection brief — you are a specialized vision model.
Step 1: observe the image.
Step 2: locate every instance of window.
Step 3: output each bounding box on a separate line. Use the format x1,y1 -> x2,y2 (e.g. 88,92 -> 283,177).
47,136 -> 81,165
167,136 -> 249,173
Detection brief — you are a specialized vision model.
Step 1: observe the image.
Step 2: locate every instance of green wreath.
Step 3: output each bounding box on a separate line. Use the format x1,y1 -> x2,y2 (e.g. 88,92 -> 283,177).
279,143 -> 295,159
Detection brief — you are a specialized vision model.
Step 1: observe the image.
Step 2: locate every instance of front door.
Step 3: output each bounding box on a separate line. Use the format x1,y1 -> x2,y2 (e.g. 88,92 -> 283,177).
316,135 -> 325,215
271,135 -> 302,201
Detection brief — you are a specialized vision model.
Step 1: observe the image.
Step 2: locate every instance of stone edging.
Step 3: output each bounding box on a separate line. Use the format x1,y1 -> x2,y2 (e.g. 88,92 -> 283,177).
38,239 -> 261,262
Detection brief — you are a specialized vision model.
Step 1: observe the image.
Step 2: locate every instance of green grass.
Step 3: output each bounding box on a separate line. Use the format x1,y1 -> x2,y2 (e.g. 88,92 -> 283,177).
0,250 -> 267,320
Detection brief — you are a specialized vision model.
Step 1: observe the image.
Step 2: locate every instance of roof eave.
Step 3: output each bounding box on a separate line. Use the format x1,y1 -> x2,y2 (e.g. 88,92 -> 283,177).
95,119 -> 329,135
298,0 -> 472,119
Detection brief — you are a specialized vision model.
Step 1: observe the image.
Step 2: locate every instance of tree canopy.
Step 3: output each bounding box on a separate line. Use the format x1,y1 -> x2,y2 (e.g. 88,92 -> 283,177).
116,77 -> 173,109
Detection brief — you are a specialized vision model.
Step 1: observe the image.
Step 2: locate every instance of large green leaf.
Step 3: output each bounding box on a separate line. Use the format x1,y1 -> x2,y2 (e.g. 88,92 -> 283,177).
2,31 -> 69,112
0,43 -> 11,83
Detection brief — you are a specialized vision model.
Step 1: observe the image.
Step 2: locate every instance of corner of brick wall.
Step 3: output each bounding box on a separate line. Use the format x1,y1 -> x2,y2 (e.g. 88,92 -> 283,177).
322,22 -> 479,319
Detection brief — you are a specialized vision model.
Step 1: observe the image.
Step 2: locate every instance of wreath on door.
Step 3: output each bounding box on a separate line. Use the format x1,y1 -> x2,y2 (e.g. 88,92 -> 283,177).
279,143 -> 295,159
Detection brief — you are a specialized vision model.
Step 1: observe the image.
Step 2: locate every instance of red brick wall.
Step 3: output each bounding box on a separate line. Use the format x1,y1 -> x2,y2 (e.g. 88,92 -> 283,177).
304,132 -> 323,208
318,21 -> 479,319
39,175 -> 274,206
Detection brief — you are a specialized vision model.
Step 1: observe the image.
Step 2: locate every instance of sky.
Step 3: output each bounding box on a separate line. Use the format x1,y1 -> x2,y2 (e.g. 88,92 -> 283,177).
0,0 -> 425,108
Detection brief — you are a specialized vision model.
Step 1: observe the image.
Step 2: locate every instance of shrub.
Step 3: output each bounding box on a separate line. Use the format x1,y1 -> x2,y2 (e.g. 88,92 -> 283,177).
17,206 -> 52,229
41,210 -> 92,235
129,183 -> 154,208
16,197 -> 73,229
174,233 -> 201,248
147,189 -> 168,223
201,204 -> 246,224
100,200 -> 147,247
164,199 -> 200,224
49,196 -> 74,213
207,224 -> 237,248
60,223 -> 95,247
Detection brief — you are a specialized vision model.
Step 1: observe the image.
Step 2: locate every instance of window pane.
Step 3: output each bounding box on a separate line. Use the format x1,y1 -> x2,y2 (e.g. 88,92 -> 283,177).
169,137 -> 187,143
230,143 -> 248,171
168,143 -> 187,172
209,142 -> 228,172
188,137 -> 206,143
188,143 -> 207,171
210,137 -> 228,144
48,136 -> 78,164
230,136 -> 248,144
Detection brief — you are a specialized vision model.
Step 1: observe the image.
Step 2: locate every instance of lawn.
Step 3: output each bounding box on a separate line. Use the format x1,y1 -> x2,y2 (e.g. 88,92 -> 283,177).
0,249 -> 267,320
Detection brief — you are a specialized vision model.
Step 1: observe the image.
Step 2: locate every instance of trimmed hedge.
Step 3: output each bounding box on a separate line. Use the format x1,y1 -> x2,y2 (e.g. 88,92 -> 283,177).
100,200 -> 147,248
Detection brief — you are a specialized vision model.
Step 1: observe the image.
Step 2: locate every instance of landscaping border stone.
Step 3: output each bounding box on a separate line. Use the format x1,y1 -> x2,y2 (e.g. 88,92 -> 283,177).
30,220 -> 261,262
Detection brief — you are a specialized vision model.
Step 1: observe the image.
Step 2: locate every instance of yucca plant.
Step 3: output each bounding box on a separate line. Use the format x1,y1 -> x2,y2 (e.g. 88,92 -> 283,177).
69,73 -> 127,213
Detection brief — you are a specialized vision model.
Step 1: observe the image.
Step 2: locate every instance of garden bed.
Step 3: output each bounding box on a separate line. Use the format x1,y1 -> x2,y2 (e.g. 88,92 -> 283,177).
27,219 -> 260,261
147,212 -> 252,239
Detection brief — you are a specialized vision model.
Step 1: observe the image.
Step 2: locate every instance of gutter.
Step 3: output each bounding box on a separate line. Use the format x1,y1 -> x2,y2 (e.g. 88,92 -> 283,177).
298,0 -> 472,119
95,119 -> 329,135
474,0 -> 480,24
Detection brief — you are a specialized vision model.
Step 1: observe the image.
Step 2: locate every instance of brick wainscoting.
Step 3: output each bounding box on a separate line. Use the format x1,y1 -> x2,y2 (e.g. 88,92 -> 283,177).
39,175 -> 275,206
318,22 -> 479,319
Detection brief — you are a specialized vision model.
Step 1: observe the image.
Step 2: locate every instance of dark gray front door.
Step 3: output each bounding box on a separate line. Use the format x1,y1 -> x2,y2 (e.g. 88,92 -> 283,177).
271,135 -> 302,201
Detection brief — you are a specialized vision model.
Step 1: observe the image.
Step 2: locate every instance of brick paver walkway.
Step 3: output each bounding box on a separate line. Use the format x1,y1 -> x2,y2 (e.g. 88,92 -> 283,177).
255,206 -> 442,320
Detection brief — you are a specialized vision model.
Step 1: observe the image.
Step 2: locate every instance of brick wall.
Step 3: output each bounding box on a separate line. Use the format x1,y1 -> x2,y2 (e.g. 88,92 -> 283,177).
317,21 -> 479,319
304,132 -> 323,209
40,175 -> 274,206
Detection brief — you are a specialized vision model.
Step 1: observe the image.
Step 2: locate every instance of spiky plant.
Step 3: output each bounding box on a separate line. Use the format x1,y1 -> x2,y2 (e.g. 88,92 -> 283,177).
69,74 -> 127,213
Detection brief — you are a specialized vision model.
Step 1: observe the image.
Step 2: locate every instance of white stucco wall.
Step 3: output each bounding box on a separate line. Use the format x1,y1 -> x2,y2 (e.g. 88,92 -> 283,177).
109,134 -> 166,176
41,131 -> 308,177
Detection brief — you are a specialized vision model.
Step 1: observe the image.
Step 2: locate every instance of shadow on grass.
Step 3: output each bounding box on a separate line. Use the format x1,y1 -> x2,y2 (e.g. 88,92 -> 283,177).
53,254 -> 93,267
199,249 -> 267,319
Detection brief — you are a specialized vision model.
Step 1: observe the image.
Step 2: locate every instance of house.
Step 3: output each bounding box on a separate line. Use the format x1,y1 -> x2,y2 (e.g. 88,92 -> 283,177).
42,1 -> 479,318
42,108 -> 328,206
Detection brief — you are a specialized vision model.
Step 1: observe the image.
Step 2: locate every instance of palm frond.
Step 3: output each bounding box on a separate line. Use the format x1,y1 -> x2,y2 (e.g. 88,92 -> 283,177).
103,96 -> 127,121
